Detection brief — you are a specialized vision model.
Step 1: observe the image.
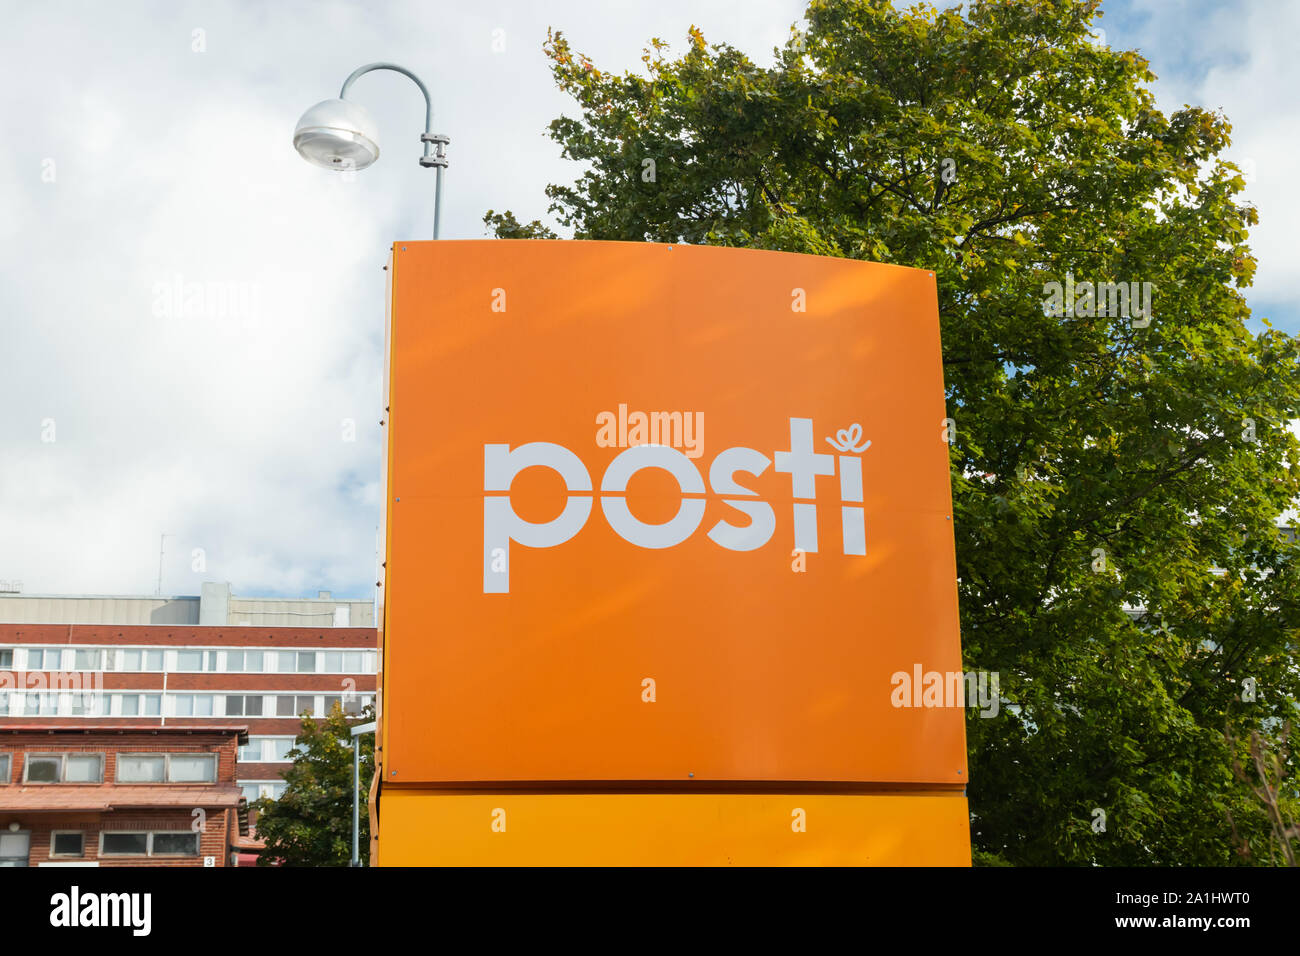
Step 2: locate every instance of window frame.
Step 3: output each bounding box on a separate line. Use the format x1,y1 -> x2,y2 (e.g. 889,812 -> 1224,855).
49,830 -> 85,859
169,693 -> 215,717
117,648 -> 166,672
99,830 -> 201,858
22,754 -> 104,785
22,752 -> 105,784
72,648 -> 102,671
25,647 -> 65,671
98,831 -> 150,857
0,829 -> 30,867
238,739 -> 265,762
238,779 -> 288,801
173,649 -> 204,672
268,738 -> 296,763
149,831 -> 202,857
224,694 -> 264,718
0,753 -> 10,783
115,752 -> 217,784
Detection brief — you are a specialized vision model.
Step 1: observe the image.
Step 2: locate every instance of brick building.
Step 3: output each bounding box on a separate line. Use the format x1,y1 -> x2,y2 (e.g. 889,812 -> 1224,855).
0,725 -> 247,867
0,624 -> 378,804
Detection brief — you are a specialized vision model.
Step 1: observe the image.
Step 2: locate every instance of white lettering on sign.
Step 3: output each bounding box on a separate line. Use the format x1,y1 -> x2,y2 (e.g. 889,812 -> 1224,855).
483,418 -> 869,592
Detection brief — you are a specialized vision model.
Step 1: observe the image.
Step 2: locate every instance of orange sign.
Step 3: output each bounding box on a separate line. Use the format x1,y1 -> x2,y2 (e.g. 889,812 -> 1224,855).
381,240 -> 965,786
380,792 -> 971,866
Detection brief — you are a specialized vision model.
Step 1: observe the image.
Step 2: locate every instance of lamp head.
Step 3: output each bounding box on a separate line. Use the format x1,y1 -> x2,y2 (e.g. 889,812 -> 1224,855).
293,98 -> 380,171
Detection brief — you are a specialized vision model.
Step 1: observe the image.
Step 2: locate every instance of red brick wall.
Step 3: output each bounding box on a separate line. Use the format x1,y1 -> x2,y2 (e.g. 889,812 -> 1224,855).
0,729 -> 243,867
9,808 -> 231,867
1,730 -> 241,783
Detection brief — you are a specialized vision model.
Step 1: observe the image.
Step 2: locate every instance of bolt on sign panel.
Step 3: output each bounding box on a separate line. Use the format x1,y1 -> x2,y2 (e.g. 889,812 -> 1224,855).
382,240 -> 966,785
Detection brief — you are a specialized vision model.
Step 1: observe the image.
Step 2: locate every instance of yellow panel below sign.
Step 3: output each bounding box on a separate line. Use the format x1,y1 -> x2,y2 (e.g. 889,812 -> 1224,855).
378,792 -> 970,866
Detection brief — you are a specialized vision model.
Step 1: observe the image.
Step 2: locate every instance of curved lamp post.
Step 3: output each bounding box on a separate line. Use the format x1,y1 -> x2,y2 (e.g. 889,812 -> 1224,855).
293,62 -> 449,238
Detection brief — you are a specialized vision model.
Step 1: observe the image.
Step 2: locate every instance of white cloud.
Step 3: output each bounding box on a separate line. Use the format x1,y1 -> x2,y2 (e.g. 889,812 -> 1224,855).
1120,0 -> 1300,324
0,0 -> 803,597
2,0 -> 1291,597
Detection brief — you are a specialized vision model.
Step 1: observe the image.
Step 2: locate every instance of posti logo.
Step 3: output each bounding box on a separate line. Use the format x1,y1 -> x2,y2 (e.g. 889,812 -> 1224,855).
483,416 -> 870,592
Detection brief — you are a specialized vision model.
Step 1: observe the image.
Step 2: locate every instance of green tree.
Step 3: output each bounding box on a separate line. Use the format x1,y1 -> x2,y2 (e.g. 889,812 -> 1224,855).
483,208 -> 557,239
498,0 -> 1300,864
253,705 -> 375,867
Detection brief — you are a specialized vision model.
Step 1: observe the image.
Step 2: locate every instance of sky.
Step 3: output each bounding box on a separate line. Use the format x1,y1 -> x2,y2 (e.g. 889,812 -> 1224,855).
0,0 -> 1295,601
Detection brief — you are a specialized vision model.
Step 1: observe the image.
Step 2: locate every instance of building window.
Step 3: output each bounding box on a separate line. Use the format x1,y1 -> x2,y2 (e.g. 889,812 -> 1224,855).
23,753 -> 104,784
270,738 -> 295,762
0,692 -> 70,717
25,648 -> 63,671
117,754 -> 165,782
68,692 -> 108,717
170,694 -> 214,717
276,651 -> 295,674
174,650 -> 203,672
226,650 -> 264,673
72,648 -> 102,671
117,752 -> 217,784
170,754 -> 217,783
239,737 -> 296,763
239,780 -> 287,801
23,693 -> 58,716
296,652 -> 316,674
0,831 -> 29,867
225,695 -> 264,717
0,753 -> 10,783
50,832 -> 84,858
120,649 -> 164,672
113,693 -> 162,717
0,649 -> 12,668
101,832 -> 148,856
152,832 -> 201,856
239,740 -> 263,762
101,831 -> 200,858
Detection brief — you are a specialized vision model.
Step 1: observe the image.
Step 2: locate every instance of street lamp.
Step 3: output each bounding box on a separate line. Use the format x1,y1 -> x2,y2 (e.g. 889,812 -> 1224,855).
293,62 -> 449,238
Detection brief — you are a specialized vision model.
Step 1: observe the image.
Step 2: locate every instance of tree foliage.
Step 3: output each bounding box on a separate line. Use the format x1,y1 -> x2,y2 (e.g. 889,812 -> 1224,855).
483,208 -> 558,239
496,0 -> 1300,864
253,705 -> 375,867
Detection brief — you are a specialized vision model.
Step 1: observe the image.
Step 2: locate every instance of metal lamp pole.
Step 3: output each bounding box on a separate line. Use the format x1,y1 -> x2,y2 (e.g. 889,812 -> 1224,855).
349,719 -> 376,867
295,62 -> 449,238
337,63 -> 449,239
